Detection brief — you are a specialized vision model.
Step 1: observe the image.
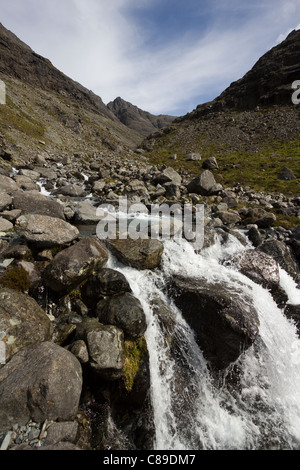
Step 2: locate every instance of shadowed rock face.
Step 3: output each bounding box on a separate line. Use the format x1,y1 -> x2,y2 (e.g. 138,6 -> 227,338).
107,97 -> 175,137
168,275 -> 260,370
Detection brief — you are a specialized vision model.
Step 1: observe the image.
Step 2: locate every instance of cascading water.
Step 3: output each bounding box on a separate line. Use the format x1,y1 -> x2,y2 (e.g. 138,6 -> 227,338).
107,232 -> 300,450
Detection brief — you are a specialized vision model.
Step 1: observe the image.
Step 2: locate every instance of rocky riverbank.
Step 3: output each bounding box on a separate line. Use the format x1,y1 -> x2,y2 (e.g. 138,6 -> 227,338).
0,151 -> 299,450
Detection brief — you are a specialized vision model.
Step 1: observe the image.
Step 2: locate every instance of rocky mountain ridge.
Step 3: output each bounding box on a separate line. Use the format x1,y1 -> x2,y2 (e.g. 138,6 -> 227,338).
107,96 -> 175,138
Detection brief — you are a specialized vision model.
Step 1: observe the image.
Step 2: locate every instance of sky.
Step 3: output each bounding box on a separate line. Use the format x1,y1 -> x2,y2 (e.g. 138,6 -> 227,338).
0,0 -> 300,116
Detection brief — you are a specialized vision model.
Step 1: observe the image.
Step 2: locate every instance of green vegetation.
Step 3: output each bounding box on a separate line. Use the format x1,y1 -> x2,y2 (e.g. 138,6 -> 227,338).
145,133 -> 300,197
0,98 -> 46,140
123,336 -> 147,392
0,267 -> 30,292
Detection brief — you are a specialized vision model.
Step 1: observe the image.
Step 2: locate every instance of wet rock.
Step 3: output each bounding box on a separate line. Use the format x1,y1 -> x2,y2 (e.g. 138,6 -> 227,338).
15,214 -> 79,248
259,239 -> 299,281
0,288 -> 52,362
97,292 -> 147,339
168,275 -> 259,370
75,317 -> 124,380
12,190 -> 65,220
0,342 -> 82,432
42,238 -> 109,294
81,268 -> 132,308
0,243 -> 33,261
106,238 -> 164,270
231,249 -> 280,291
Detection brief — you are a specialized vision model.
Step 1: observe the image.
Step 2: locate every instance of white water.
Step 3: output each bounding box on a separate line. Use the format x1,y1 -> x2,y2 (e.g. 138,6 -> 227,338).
108,233 -> 300,450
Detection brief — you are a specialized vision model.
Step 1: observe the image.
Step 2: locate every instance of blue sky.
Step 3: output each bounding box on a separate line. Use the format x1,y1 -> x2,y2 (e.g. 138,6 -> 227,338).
1,0 -> 300,116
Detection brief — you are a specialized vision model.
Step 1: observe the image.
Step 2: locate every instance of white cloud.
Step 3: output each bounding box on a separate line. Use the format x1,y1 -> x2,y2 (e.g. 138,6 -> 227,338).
1,0 -> 300,115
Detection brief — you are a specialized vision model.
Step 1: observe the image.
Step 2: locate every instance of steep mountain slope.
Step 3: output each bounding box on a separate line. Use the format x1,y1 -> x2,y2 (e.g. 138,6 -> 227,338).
0,23 -> 162,169
107,96 -> 175,137
142,30 -> 300,195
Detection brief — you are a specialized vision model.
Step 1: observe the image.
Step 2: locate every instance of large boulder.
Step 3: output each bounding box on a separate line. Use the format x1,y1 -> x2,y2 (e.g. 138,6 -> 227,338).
186,170 -> 221,196
258,239 -> 299,281
0,342 -> 82,432
152,167 -> 182,186
54,184 -> 87,198
15,214 -> 79,248
96,292 -> 147,339
42,238 -> 109,294
168,276 -> 259,370
231,249 -> 280,292
81,268 -> 132,308
75,317 -> 124,380
106,238 -> 164,270
0,288 -> 52,363
12,190 -> 65,220
0,191 -> 12,211
74,200 -> 104,225
0,175 -> 18,194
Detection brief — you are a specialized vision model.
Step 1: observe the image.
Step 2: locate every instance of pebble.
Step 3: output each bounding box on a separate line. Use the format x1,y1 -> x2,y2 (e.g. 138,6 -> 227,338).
0,420 -> 52,450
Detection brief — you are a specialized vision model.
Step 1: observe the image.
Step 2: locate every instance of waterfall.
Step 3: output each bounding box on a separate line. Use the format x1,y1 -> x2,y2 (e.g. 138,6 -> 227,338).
107,233 -> 300,450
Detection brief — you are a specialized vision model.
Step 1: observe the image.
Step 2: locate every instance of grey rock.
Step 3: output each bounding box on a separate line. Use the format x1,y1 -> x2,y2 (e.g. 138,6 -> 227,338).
12,190 -> 65,220
187,170 -> 220,196
0,192 -> 12,211
259,239 -> 299,280
75,317 -> 124,379
16,214 -> 79,248
0,288 -> 52,363
168,276 -> 259,370
0,217 -> 13,232
106,238 -> 164,270
81,267 -> 132,308
42,238 -> 109,294
0,175 -> 18,194
0,342 -> 82,432
97,292 -> 147,339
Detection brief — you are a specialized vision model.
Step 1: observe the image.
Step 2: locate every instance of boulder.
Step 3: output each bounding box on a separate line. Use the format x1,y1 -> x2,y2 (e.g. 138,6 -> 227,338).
75,317 -> 124,379
186,170 -> 220,196
42,238 -> 109,294
152,167 -> 182,186
278,167 -> 297,180
97,292 -> 147,339
12,190 -> 65,220
54,184 -> 87,198
81,268 -> 132,308
259,239 -> 299,281
231,249 -> 280,292
15,214 -> 79,248
214,210 -> 241,226
0,175 -> 18,194
202,157 -> 219,170
0,288 -> 52,363
0,342 -> 82,432
106,238 -> 164,270
0,192 -> 12,211
0,217 -> 13,233
168,276 -> 259,370
74,200 -> 104,225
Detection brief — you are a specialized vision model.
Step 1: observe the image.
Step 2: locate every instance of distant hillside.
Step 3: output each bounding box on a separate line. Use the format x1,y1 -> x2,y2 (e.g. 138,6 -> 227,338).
141,30 -> 300,195
107,96 -> 175,137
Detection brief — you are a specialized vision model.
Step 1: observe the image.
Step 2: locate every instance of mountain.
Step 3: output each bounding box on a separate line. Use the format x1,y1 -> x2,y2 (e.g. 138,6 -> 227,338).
0,22 -> 172,169
142,30 -> 300,195
107,96 -> 175,137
